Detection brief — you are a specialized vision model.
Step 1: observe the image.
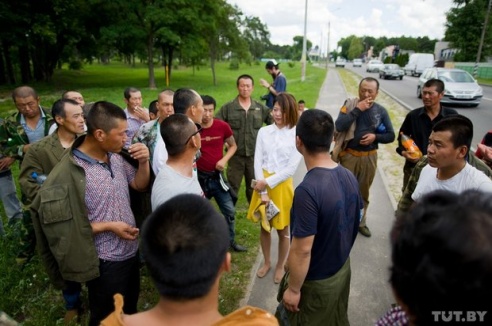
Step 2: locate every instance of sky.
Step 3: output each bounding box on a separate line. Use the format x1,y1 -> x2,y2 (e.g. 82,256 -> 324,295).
227,0 -> 455,55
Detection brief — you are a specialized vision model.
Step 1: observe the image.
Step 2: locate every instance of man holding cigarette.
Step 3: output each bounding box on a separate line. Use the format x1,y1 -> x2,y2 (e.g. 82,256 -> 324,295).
123,87 -> 150,147
334,77 -> 395,237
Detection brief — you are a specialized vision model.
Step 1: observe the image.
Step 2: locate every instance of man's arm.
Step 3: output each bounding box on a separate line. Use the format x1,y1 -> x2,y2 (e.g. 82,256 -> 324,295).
91,221 -> 139,240
283,235 -> 314,312
19,149 -> 44,205
375,107 -> 395,144
396,156 -> 428,216
128,142 -> 151,192
216,136 -> 237,171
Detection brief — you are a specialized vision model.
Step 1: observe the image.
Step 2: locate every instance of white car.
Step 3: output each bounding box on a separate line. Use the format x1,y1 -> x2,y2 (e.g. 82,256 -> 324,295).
335,58 -> 346,68
366,60 -> 385,72
417,68 -> 483,107
353,59 -> 363,67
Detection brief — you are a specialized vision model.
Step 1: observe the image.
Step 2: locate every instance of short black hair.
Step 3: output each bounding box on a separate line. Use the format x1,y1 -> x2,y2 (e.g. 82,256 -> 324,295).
173,88 -> 200,115
423,78 -> 445,93
298,100 -> 305,104
86,101 -> 127,134
201,95 -> 216,109
160,113 -> 195,156
51,98 -> 80,122
141,194 -> 229,300
148,100 -> 158,115
123,87 -> 140,100
432,115 -> 473,153
236,74 -> 254,87
296,109 -> 334,153
391,189 -> 492,324
359,77 -> 379,91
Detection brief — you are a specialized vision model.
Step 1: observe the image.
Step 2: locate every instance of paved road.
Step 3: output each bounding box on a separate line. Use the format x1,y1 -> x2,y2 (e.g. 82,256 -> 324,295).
243,67 -> 395,325
347,64 -> 491,149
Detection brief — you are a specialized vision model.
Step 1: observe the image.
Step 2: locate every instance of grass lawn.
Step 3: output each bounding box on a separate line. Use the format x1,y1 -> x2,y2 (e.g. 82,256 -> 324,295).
0,60 -> 327,325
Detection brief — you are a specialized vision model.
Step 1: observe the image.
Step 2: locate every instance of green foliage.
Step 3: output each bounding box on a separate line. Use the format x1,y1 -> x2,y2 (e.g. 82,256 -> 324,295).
445,0 -> 492,61
348,38 -> 364,60
288,62 -> 296,68
229,59 -> 240,70
68,61 -> 83,71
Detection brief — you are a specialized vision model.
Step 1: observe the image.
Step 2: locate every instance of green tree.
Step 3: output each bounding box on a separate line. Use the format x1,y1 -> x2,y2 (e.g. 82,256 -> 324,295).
348,37 -> 364,60
445,0 -> 492,61
291,36 -> 312,61
337,35 -> 358,59
242,16 -> 271,60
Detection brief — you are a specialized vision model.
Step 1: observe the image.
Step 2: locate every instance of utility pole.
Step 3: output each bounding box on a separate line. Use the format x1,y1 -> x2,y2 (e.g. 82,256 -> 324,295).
301,0 -> 308,82
325,21 -> 331,69
474,0 -> 492,78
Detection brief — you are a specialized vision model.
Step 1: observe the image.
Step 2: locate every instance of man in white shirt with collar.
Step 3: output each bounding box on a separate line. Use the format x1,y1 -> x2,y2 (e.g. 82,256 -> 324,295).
412,115 -> 492,201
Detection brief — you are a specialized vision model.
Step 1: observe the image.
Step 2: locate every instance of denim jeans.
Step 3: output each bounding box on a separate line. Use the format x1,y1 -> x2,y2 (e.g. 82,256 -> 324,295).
86,255 -> 140,326
0,170 -> 23,234
199,172 -> 236,243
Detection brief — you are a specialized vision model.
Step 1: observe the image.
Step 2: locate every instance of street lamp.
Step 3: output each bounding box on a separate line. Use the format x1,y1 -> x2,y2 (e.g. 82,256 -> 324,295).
301,0 -> 308,82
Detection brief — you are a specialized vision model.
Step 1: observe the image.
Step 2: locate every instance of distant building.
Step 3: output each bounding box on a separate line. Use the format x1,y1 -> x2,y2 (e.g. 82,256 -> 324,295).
434,41 -> 458,61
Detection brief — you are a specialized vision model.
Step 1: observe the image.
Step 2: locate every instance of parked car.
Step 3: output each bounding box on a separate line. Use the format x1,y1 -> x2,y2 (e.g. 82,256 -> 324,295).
417,68 -> 483,107
353,59 -> 363,67
404,53 -> 434,77
379,64 -> 404,80
366,60 -> 384,72
335,58 -> 346,68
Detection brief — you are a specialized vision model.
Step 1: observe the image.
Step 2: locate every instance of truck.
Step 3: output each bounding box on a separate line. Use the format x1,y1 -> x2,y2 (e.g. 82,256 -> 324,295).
403,53 -> 434,77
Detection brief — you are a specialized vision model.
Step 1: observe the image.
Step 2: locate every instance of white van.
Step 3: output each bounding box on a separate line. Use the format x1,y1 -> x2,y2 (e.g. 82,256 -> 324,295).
403,53 -> 434,77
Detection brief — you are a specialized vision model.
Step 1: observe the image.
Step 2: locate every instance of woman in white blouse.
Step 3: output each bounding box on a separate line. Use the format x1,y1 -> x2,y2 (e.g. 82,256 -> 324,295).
247,93 -> 303,283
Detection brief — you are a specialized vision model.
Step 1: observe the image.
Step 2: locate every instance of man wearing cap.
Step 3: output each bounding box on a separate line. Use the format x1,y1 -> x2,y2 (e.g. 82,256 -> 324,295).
260,60 -> 287,109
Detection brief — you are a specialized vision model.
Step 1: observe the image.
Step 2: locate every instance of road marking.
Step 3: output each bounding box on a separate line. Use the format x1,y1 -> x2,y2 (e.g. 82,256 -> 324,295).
482,97 -> 492,101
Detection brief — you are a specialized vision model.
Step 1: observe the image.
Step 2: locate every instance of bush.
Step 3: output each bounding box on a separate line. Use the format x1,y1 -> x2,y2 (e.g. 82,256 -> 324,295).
68,60 -> 83,70
288,62 -> 295,68
229,59 -> 239,70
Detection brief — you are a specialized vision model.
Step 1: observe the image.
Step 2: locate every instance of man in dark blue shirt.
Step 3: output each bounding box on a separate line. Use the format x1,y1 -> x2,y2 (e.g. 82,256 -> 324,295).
278,109 -> 363,326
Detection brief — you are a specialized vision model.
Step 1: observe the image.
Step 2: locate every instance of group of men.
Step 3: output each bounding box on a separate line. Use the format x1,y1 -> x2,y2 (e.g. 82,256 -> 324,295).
1,64 -> 492,326
0,67 -> 283,324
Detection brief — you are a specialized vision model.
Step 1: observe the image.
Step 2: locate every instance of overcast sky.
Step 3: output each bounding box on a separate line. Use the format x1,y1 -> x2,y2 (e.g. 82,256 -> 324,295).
227,0 -> 455,54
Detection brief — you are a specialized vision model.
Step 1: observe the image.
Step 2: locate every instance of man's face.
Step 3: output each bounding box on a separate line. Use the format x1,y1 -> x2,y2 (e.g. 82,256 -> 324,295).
101,119 -> 128,153
125,91 -> 142,109
237,78 -> 253,99
427,130 -> 465,169
65,91 -> 85,106
358,80 -> 379,101
14,96 -> 41,119
157,94 -> 174,121
421,86 -> 444,109
190,93 -> 204,124
58,103 -> 85,135
266,68 -> 275,78
202,104 -> 215,125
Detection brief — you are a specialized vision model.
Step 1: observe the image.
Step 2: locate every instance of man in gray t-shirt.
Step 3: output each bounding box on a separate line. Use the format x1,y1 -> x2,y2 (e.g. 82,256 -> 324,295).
151,114 -> 204,210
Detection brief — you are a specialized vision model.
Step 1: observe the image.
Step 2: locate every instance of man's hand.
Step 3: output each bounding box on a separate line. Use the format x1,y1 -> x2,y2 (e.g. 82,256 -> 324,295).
259,78 -> 270,89
357,97 -> 374,111
478,143 -> 492,163
110,221 -> 139,240
133,106 -> 150,122
283,287 -> 301,312
402,150 -> 421,163
215,158 -> 227,172
128,143 -> 150,164
0,156 -> 15,170
360,133 -> 376,146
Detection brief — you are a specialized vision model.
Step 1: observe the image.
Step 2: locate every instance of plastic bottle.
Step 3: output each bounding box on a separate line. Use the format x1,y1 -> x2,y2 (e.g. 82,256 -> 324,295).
400,132 -> 422,160
31,172 -> 47,185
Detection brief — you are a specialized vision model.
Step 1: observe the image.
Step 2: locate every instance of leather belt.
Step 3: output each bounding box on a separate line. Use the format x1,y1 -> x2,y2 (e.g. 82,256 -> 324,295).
340,148 -> 377,157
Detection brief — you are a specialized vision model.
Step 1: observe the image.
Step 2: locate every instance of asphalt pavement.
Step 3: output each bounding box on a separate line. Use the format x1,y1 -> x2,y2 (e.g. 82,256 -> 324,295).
241,67 -> 395,325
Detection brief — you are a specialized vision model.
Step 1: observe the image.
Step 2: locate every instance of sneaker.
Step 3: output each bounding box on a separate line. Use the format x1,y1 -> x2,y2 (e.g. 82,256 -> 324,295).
230,242 -> 248,252
358,226 -> 372,237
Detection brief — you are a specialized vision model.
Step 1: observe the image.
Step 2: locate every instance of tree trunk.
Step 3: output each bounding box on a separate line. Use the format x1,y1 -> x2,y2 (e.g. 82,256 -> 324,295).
147,34 -> 156,89
0,45 -> 7,85
18,42 -> 31,83
3,41 -> 15,84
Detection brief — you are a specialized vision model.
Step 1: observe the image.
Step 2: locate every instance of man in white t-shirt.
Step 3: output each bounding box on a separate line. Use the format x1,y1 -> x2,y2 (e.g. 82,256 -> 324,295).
151,114 -> 203,210
412,115 -> 492,201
